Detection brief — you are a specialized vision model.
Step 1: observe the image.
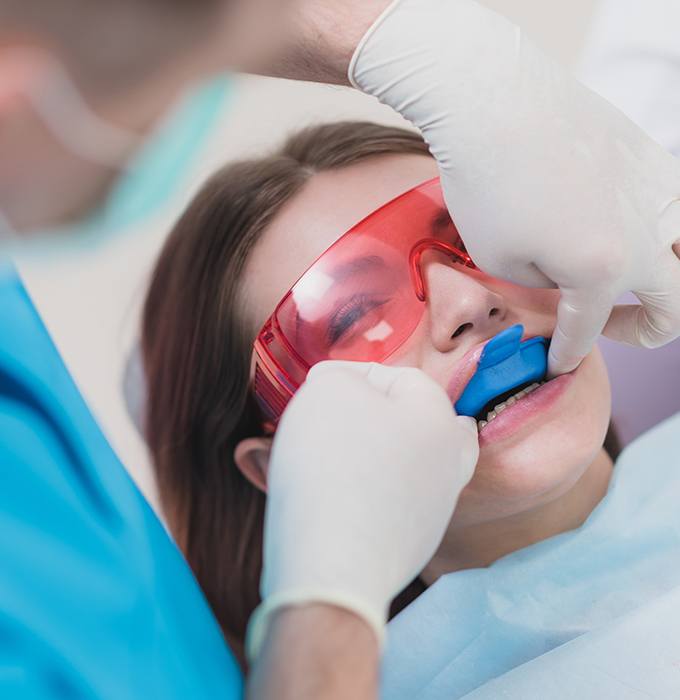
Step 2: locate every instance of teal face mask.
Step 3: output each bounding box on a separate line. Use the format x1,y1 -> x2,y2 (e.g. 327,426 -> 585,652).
2,66 -> 230,252
91,75 -> 231,236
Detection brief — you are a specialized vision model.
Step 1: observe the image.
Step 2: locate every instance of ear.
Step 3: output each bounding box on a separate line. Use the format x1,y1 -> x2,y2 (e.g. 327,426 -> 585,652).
234,437 -> 273,493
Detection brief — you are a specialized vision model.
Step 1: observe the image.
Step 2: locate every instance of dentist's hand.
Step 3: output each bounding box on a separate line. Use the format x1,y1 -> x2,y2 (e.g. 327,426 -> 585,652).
247,361 -> 479,660
350,0 -> 680,376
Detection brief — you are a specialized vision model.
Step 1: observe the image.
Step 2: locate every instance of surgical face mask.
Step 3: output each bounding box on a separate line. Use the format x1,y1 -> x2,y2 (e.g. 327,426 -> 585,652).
0,50 -> 230,247
251,178 -> 477,430
0,50 -> 140,241
26,53 -> 143,171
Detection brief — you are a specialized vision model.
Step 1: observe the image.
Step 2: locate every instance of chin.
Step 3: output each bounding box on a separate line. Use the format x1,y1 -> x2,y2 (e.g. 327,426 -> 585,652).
452,348 -> 612,526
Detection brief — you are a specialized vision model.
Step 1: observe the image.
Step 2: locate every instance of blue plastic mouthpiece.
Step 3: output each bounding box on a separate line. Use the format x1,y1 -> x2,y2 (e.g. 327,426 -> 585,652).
454,324 -> 548,418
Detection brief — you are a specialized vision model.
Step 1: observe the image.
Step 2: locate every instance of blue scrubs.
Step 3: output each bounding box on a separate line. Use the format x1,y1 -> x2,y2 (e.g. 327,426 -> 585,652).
0,261 -> 242,698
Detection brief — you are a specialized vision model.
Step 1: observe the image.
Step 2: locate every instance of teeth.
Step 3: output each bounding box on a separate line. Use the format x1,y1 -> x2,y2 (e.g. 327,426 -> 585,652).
477,380 -> 547,430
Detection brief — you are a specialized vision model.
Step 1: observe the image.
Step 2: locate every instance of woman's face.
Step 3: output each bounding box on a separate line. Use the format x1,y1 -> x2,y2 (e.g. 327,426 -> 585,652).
241,154 -> 611,528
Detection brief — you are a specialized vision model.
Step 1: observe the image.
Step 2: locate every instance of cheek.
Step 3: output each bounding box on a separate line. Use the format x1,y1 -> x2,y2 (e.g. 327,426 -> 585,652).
494,281 -> 561,320
453,348 -> 612,525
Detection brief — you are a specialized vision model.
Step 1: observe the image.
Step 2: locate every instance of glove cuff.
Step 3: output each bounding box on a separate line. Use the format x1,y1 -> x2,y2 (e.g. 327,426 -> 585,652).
348,0 -> 403,89
246,589 -> 387,663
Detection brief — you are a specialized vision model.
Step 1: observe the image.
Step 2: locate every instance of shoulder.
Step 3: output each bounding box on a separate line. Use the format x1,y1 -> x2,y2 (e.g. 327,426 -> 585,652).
617,412 -> 680,466
609,411 -> 680,519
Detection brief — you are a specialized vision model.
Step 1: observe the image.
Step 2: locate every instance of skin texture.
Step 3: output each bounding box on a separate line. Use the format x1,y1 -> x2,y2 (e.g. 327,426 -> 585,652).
237,153 -> 614,581
239,0 -> 393,83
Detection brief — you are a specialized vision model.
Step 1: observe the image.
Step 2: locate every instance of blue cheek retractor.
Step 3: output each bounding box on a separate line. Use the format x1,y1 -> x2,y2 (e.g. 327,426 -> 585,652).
454,324 -> 549,418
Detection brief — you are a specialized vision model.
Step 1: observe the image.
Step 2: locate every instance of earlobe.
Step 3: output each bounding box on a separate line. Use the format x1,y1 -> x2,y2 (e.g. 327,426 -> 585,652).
234,437 -> 273,493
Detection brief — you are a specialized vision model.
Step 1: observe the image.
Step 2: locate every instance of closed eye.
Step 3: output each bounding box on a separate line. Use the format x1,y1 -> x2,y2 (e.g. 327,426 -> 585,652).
327,295 -> 389,345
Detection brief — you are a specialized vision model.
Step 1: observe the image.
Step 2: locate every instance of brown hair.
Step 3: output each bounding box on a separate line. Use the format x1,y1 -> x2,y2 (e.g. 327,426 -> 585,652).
142,121 -> 623,668
142,122 -> 431,666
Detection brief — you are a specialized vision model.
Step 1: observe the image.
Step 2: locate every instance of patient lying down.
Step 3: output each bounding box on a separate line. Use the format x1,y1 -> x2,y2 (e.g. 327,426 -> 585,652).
141,122 -> 621,667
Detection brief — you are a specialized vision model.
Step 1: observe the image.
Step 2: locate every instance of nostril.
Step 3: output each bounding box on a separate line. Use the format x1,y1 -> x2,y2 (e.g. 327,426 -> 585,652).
451,322 -> 472,339
489,308 -> 500,317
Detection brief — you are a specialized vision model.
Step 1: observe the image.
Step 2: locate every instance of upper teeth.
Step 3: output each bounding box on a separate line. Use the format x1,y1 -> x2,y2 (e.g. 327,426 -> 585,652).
477,381 -> 546,430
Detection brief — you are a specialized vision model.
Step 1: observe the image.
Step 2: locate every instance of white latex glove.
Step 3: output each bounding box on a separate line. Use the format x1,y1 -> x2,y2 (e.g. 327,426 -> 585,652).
350,0 -> 680,376
246,361 -> 479,660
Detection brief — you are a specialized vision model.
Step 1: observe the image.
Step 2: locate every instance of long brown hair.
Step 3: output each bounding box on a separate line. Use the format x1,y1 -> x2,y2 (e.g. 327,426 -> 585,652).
141,122 -> 431,666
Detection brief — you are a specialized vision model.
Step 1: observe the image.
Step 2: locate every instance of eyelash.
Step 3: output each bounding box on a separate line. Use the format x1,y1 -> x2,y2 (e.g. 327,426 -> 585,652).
327,295 -> 389,345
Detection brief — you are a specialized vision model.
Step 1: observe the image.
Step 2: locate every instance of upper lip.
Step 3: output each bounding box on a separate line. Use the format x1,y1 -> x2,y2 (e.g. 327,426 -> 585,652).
446,330 -> 534,408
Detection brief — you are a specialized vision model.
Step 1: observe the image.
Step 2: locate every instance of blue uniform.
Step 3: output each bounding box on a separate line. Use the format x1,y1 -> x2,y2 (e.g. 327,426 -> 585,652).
0,261 -> 242,698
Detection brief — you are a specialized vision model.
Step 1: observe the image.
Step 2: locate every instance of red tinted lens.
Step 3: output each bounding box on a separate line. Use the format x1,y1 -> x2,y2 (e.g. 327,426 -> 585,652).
273,179 -> 455,365
253,178 -> 473,424
275,249 -> 421,364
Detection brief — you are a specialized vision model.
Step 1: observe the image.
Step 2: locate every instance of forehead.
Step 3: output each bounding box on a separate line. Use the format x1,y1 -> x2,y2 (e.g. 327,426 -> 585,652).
242,153 -> 439,332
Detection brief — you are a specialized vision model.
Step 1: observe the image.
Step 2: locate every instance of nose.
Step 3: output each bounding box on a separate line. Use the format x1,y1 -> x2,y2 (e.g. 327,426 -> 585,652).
420,249 -> 507,352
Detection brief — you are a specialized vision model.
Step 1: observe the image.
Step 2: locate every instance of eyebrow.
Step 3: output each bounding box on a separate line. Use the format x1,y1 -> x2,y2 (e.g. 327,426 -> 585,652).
329,254 -> 388,282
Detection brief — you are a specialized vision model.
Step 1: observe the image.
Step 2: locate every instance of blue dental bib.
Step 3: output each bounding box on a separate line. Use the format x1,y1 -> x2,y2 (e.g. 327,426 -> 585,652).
454,324 -> 548,418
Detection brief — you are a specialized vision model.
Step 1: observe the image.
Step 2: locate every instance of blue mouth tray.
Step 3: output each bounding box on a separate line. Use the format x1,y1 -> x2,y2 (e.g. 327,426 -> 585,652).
454,324 -> 548,418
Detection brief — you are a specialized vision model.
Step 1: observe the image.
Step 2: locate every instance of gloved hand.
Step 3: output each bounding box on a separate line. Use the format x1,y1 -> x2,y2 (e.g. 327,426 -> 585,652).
350,0 -> 680,376
246,361 -> 479,660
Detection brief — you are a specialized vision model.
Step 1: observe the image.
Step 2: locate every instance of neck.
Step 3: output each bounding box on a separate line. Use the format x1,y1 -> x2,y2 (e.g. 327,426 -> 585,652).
422,448 -> 614,583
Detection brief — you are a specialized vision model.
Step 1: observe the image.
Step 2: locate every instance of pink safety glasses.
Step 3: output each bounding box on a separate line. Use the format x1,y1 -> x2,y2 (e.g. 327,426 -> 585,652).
251,177 -> 476,430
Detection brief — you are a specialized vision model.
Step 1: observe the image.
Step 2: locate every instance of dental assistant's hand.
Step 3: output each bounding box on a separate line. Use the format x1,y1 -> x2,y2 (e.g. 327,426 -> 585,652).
246,361 -> 479,664
349,0 -> 680,376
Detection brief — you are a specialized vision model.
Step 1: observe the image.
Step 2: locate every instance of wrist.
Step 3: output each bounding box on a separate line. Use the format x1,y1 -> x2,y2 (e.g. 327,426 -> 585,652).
253,0 -> 394,85
269,604 -> 379,656
247,604 -> 379,700
302,0 -> 395,84
247,588 -> 386,663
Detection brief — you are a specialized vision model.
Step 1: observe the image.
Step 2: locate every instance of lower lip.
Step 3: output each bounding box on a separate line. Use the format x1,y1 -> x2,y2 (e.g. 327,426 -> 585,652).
477,372 -> 575,446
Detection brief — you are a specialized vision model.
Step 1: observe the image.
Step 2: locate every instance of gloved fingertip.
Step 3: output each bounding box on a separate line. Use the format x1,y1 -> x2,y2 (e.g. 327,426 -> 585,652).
458,416 -> 478,436
305,361 -> 335,381
546,333 -> 585,377
546,351 -> 579,379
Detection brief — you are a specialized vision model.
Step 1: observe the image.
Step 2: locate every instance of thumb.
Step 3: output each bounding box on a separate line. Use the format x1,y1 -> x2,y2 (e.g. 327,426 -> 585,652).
306,361 -> 420,397
314,361 -> 477,412
548,286 -> 614,377
377,365 -> 449,404
305,360 -> 380,383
